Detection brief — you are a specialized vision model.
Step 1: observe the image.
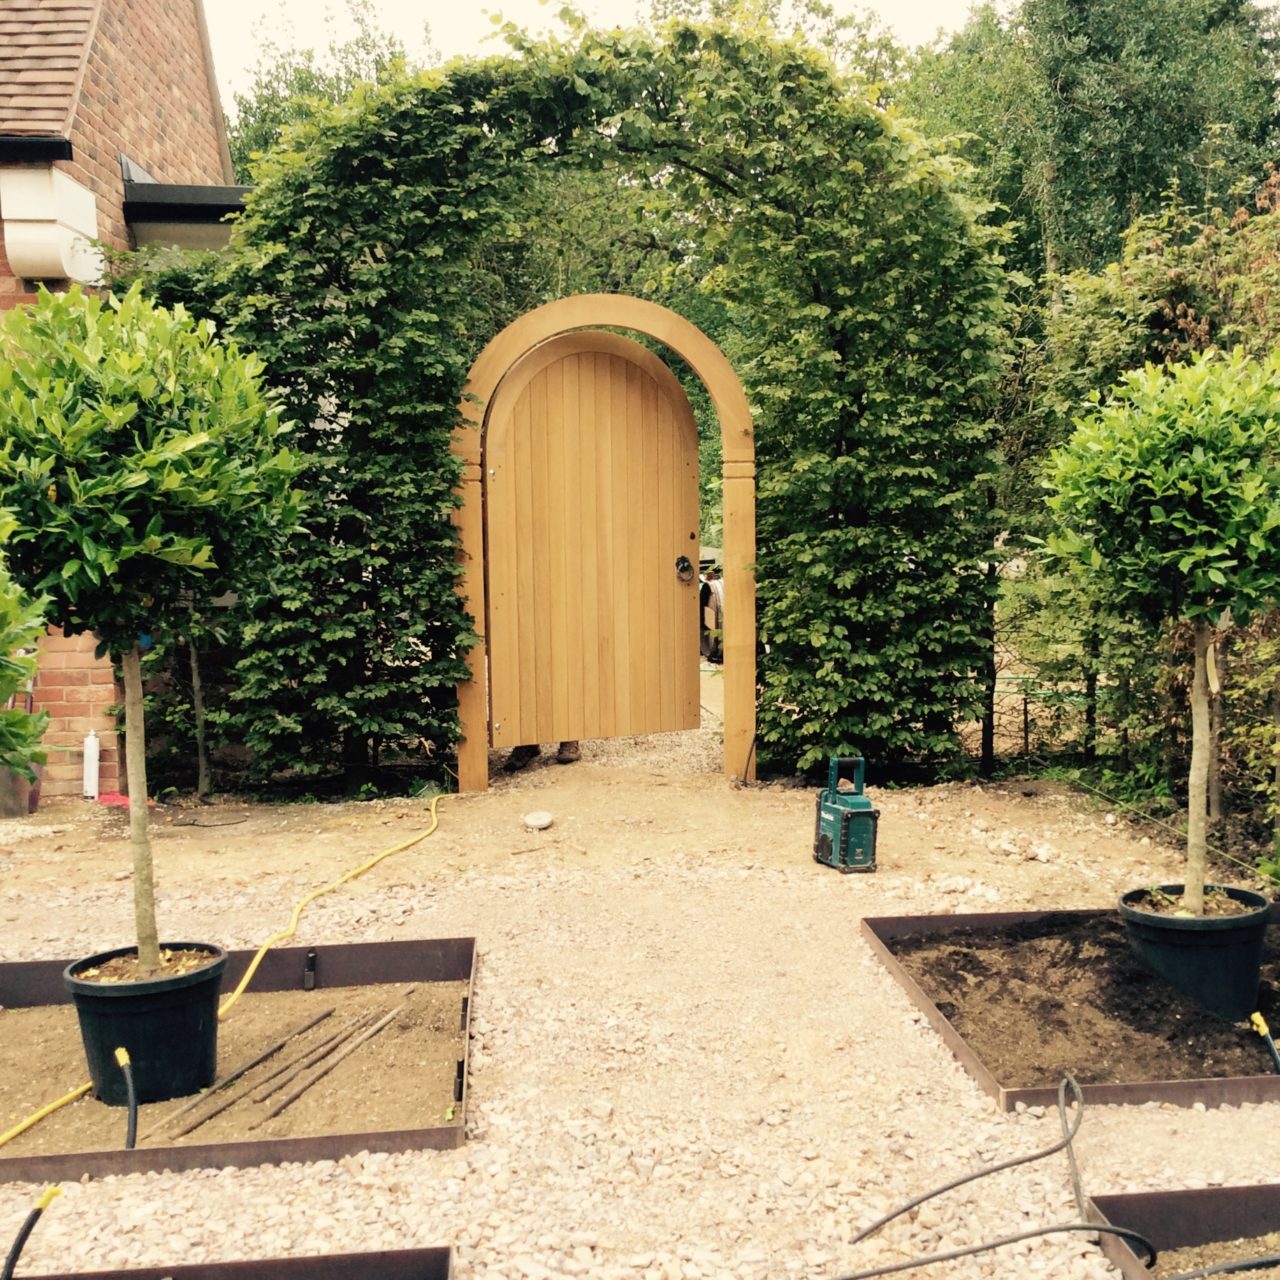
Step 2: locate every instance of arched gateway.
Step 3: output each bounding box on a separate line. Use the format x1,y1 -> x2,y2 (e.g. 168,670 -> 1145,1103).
452,294 -> 756,792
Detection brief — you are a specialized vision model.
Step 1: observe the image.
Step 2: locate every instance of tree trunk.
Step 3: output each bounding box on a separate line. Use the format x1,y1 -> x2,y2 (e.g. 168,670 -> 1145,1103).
1208,682 -> 1224,827
121,644 -> 160,970
189,632 -> 210,802
1044,223 -> 1064,315
1186,620 -> 1211,914
979,562 -> 998,778
1083,622 -> 1099,764
1117,670 -> 1131,773
1165,632 -> 1186,796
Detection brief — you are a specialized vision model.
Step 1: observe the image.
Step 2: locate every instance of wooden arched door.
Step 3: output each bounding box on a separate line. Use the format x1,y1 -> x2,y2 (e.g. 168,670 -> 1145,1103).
483,331 -> 700,748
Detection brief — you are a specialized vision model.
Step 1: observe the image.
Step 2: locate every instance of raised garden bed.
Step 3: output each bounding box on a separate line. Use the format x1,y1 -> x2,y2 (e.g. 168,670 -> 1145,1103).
1089,1185 -> 1280,1279
24,1248 -> 453,1280
862,910 -> 1280,1111
0,939 -> 474,1182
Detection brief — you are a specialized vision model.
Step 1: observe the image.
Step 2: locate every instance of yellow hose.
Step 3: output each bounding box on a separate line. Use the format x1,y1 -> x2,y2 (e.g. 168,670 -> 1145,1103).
218,791 -> 444,1017
0,792 -> 446,1149
0,1085 -> 91,1150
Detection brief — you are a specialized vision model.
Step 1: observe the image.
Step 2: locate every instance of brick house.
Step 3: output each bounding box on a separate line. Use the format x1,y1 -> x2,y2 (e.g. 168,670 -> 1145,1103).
0,0 -> 246,798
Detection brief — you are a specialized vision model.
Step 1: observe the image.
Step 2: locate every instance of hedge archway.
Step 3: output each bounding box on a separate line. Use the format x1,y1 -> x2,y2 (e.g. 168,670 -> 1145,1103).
204,17 -> 1006,781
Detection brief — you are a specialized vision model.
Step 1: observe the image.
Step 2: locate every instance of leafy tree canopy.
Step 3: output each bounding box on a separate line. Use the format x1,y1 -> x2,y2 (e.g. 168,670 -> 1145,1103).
898,0 -> 1280,279
1046,348 -> 1280,627
227,0 -> 432,183
0,285 -> 301,654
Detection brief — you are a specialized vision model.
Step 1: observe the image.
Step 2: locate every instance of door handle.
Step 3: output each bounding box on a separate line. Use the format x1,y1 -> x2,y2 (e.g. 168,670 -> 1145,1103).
675,555 -> 695,583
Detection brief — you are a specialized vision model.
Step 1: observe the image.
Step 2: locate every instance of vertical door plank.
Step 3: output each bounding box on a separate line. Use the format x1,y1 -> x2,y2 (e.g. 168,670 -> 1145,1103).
560,354 -> 586,743
609,354 -> 631,739
576,354 -> 601,739
640,373 -> 662,731
656,392 -> 676,729
593,352 -> 616,737
625,360 -> 647,733
528,371 -> 554,744
512,393 -> 537,743
543,360 -> 571,739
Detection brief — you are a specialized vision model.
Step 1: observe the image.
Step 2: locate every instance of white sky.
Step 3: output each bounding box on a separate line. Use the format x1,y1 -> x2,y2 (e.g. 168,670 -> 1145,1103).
204,1 -> 982,104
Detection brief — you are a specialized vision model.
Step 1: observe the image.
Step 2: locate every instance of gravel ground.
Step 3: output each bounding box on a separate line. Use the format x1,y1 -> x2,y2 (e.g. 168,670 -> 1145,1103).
0,714 -> 1275,1279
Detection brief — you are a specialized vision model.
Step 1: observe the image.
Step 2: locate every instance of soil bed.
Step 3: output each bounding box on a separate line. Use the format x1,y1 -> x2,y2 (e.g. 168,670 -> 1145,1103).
888,912 -> 1279,1087
1154,1233 -> 1280,1279
0,981 -> 468,1158
1091,1186 -> 1280,1280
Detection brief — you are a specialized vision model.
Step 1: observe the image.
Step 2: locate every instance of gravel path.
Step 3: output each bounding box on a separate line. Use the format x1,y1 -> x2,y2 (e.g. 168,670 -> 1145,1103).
0,739 -> 1274,1279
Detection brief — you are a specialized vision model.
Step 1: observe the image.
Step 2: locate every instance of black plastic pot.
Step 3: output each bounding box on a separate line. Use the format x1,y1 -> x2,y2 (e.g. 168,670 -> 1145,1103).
1119,885 -> 1271,1021
63,944 -> 226,1106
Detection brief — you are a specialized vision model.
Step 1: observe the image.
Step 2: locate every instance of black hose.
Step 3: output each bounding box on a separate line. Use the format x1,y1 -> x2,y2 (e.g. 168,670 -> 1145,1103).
1,1190 -> 59,1280
1168,1253 -> 1280,1279
2,1208 -> 42,1280
850,1075 -> 1086,1246
837,1075 -> 1159,1279
835,1222 -> 1159,1279
115,1048 -> 137,1150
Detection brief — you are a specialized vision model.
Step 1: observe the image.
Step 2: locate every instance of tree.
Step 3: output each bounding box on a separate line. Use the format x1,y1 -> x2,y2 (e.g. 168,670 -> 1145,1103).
0,286 -> 300,970
898,0 -> 1280,279
227,0 -> 429,182
647,0 -> 902,82
1046,349 -> 1280,911
895,5 -> 1048,283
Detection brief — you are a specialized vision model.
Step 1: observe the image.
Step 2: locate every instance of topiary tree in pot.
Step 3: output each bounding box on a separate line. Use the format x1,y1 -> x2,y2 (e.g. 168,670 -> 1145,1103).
1046,348 -> 1280,1016
0,285 -> 300,1099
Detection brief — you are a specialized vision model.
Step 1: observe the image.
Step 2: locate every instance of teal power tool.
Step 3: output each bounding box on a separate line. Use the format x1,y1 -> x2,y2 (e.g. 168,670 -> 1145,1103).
813,756 -> 879,873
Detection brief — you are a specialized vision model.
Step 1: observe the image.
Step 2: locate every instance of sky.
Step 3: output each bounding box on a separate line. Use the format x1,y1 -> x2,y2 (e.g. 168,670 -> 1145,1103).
204,0 -> 982,105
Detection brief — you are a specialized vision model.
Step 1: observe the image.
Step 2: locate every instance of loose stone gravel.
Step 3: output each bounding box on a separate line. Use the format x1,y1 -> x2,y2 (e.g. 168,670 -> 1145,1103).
0,744 -> 1274,1279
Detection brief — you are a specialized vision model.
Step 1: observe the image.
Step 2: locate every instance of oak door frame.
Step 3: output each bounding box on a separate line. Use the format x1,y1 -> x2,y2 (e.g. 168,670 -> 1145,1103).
452,294 -> 756,792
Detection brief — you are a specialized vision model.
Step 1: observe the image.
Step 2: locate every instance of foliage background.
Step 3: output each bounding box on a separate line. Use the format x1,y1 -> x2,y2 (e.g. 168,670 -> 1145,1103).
122,15 -> 1006,784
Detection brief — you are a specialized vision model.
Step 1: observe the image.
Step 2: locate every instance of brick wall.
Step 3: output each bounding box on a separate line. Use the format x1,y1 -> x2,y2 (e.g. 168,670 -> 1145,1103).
58,0 -> 231,252
34,629 -> 121,800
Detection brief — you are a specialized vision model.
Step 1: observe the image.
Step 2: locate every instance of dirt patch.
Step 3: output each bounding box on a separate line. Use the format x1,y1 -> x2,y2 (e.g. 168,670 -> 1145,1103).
1155,1232 -> 1280,1278
0,981 -> 468,1158
889,913 -> 1279,1088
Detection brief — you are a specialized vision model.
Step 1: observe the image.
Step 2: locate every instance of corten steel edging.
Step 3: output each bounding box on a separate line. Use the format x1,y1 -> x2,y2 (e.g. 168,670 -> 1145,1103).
0,938 -> 476,1008
1087,1185 -> 1280,1280
25,1246 -> 452,1280
862,911 -> 1280,1112
0,940 -> 474,1184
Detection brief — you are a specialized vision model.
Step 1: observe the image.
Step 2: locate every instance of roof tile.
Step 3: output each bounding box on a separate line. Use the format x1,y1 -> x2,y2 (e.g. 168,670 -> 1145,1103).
0,0 -> 98,135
